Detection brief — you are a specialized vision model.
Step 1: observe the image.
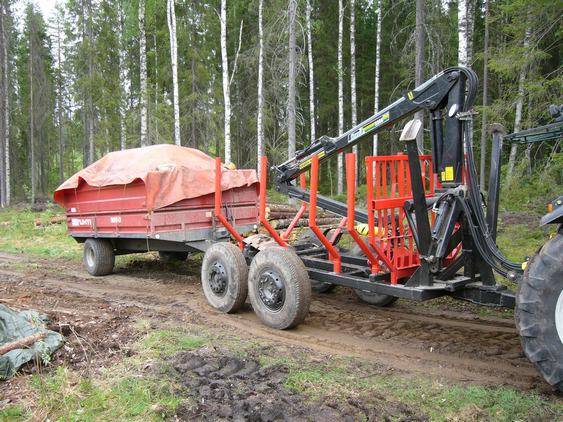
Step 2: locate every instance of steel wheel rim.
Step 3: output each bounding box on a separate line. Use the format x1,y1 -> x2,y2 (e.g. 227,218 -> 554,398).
257,270 -> 285,312
208,261 -> 228,297
86,247 -> 95,268
556,289 -> 563,345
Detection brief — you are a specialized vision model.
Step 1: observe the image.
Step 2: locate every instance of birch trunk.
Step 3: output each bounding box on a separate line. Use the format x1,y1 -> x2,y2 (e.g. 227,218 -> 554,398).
458,0 -> 475,147
2,7 -> 7,206
287,0 -> 297,161
479,0 -> 490,185
167,0 -> 180,146
139,0 -> 148,147
414,0 -> 425,153
373,0 -> 382,156
257,0 -> 264,176
86,0 -> 94,163
507,26 -> 531,179
337,0 -> 344,195
306,0 -> 315,144
350,0 -> 357,161
119,1 -> 127,150
220,0 -> 231,163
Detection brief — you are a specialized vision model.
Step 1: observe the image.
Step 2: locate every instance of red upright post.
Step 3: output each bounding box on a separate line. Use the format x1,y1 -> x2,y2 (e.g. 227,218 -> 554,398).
214,157 -> 244,249
259,156 -> 288,247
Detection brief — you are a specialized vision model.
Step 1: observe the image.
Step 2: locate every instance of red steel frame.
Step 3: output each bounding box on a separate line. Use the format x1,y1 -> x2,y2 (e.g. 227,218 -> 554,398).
214,157 -> 245,249
259,156 -> 288,247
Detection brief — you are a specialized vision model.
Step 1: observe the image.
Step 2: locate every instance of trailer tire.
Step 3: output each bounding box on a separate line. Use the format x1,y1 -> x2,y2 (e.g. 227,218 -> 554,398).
83,238 -> 115,276
201,243 -> 248,313
158,251 -> 189,262
516,231 -> 563,392
248,247 -> 311,329
349,244 -> 397,307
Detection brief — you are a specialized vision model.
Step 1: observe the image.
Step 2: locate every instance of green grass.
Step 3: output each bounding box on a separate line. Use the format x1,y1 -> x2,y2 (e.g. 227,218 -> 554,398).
140,329 -> 207,357
496,222 -> 553,263
283,359 -> 561,421
0,206 -> 81,260
0,405 -> 27,422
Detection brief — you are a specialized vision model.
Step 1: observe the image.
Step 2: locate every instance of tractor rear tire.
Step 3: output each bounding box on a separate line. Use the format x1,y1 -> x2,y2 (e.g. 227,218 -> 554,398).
159,251 -> 189,262
83,238 -> 115,276
349,244 -> 397,307
201,243 -> 248,313
248,247 -> 311,329
516,231 -> 563,392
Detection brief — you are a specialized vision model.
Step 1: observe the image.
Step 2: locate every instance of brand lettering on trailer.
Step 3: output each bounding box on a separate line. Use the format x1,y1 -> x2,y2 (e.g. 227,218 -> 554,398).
110,216 -> 122,224
71,218 -> 92,227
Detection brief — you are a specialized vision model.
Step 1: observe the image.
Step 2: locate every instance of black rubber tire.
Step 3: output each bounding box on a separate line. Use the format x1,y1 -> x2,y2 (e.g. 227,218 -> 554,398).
83,238 -> 115,276
516,231 -> 563,392
201,242 -> 248,313
248,247 -> 311,329
158,251 -> 189,262
349,244 -> 397,307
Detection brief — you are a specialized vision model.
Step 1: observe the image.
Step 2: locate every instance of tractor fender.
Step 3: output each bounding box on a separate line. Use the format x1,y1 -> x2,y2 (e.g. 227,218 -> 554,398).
540,196 -> 563,227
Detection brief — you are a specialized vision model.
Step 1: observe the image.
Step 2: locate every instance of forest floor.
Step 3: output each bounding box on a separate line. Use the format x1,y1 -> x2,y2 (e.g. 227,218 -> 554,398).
0,207 -> 562,421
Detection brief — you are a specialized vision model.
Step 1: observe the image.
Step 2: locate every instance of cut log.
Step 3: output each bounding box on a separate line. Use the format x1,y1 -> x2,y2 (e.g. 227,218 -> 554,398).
34,215 -> 66,227
0,332 -> 46,356
270,217 -> 340,230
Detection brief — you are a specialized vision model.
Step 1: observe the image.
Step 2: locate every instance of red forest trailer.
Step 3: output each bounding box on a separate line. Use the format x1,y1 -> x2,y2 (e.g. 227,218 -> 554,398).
54,145 -> 259,275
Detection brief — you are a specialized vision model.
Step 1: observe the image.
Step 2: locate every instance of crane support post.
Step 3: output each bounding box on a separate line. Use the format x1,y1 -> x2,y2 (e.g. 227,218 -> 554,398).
214,157 -> 245,249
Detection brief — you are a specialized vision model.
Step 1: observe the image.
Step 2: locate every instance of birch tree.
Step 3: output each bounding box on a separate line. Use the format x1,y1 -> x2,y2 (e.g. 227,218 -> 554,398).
350,0 -> 357,162
337,0 -> 344,195
118,0 -> 128,150
479,0 -> 490,185
507,25 -> 531,179
0,0 -> 7,206
55,7 -> 64,182
220,0 -> 231,163
86,0 -> 94,163
414,0 -> 425,153
373,0 -> 382,157
29,21 -> 35,204
257,0 -> 264,175
306,0 -> 315,144
139,0 -> 148,147
287,0 -> 297,161
167,0 -> 180,146
458,0 -> 475,144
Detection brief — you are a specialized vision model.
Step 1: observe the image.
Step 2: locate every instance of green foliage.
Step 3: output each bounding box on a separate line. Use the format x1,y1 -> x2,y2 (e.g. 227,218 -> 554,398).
141,329 -> 206,356
0,405 -> 27,422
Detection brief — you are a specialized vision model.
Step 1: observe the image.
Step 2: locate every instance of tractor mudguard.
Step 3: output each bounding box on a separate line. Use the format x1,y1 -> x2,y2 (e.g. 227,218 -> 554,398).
540,196 -> 563,226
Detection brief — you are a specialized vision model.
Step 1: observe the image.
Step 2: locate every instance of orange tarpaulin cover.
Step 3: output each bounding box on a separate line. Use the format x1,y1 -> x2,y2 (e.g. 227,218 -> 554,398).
54,144 -> 258,210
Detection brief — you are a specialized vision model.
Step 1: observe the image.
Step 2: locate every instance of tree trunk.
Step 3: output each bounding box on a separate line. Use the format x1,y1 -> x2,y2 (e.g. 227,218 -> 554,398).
350,0 -> 357,163
479,0 -> 490,186
373,0 -> 382,157
0,2 -> 5,207
139,0 -> 148,147
119,1 -> 127,150
507,25 -> 531,179
306,0 -> 315,144
287,0 -> 297,162
86,0 -> 94,163
167,0 -> 181,146
414,0 -> 425,153
220,0 -> 231,163
56,14 -> 64,183
337,0 -> 344,195
29,32 -> 35,204
257,0 -> 264,176
458,0 -> 475,149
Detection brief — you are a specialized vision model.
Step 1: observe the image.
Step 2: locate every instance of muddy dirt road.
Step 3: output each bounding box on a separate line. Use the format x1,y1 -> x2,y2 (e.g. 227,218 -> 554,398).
0,251 -> 550,393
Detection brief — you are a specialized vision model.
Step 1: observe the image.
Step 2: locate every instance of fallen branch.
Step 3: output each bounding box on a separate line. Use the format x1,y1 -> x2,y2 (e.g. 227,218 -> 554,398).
0,332 -> 46,356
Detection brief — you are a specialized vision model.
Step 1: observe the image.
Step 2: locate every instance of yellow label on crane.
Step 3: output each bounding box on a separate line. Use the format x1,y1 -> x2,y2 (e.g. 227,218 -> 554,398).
442,166 -> 454,181
407,91 -> 414,100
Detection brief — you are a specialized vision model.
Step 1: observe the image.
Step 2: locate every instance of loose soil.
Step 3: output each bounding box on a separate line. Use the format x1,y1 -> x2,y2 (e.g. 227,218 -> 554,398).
0,250 -> 560,414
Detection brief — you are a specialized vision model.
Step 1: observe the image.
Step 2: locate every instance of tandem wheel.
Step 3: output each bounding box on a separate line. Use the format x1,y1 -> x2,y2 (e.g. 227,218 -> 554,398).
83,238 -> 115,276
201,242 -> 248,313
248,247 -> 311,329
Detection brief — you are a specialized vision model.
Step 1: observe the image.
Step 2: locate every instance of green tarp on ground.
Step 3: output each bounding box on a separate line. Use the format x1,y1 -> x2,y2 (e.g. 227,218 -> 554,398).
0,304 -> 64,380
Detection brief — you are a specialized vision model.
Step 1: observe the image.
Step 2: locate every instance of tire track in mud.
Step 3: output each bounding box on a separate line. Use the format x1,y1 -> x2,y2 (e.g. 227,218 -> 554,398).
0,252 -> 546,390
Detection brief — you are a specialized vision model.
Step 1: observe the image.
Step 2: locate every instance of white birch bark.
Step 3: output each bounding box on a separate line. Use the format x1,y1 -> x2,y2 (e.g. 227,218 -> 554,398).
167,0 -> 181,146
507,26 -> 531,179
139,0 -> 148,147
86,0 -> 94,163
0,2 -> 6,206
220,0 -> 231,163
118,1 -> 127,150
257,0 -> 264,175
414,0 -> 424,153
56,12 -> 64,183
458,0 -> 475,146
373,0 -> 382,156
287,0 -> 297,161
29,34 -> 35,204
350,0 -> 357,161
337,0 -> 344,195
306,0 -> 315,144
